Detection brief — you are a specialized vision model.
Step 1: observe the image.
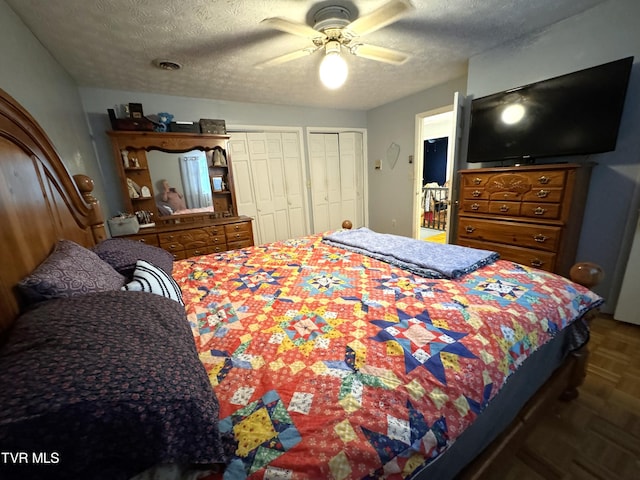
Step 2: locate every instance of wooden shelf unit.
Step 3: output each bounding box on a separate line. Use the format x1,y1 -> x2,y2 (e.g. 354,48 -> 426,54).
106,130 -> 254,256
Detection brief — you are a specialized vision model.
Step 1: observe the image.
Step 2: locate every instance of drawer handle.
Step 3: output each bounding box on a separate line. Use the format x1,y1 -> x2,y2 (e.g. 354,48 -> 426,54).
531,259 -> 544,267
536,190 -> 549,198
471,203 -> 480,211
473,177 -> 482,185
465,226 -> 476,233
193,250 -> 202,255
234,225 -> 240,230
138,238 -> 147,243
472,190 -> 482,197
538,176 -> 550,185
499,204 -> 509,212
234,233 -> 241,238
533,206 -> 547,215
534,234 -> 548,243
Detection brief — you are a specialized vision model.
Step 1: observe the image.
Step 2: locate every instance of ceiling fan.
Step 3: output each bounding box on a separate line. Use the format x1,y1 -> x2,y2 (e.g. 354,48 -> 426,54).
256,0 -> 415,88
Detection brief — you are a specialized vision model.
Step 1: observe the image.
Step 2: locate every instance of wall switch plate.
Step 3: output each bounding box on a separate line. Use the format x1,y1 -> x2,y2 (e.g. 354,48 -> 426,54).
374,159 -> 382,170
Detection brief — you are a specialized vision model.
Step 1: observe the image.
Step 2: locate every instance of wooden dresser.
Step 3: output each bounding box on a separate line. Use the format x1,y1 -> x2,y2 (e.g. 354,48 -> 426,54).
121,216 -> 253,260
455,163 -> 592,276
106,130 -> 254,259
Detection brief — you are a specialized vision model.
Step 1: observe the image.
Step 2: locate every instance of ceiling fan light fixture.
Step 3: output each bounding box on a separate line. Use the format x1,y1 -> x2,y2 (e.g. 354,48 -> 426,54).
319,41 -> 348,90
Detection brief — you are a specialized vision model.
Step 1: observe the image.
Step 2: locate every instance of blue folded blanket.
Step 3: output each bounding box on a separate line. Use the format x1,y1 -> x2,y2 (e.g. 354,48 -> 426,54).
323,227 -> 499,279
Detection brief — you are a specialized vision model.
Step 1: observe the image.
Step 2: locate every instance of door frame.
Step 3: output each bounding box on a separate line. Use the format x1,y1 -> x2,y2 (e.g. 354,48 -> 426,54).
412,106 -> 454,240
306,127 -> 369,229
412,93 -> 465,242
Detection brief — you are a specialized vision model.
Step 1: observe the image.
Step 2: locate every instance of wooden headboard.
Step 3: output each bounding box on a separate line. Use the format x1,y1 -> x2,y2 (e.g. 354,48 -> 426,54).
0,88 -> 106,331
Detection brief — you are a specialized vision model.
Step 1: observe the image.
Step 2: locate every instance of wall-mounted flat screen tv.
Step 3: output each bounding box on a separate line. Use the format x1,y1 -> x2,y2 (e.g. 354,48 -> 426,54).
467,56 -> 634,163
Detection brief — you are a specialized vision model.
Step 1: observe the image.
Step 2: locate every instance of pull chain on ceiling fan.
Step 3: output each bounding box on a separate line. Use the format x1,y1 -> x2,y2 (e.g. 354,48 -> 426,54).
256,0 -> 415,89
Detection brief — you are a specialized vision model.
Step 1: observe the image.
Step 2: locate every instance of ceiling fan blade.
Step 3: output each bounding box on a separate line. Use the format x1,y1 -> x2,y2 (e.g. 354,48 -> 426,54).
261,17 -> 324,40
255,47 -> 320,69
350,43 -> 410,65
346,0 -> 415,37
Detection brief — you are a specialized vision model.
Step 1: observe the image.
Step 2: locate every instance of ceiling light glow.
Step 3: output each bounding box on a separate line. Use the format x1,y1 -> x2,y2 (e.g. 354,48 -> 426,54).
319,41 -> 348,89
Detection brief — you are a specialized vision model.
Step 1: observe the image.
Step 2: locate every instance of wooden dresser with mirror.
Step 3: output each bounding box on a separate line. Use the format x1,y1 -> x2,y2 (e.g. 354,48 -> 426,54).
107,130 -> 254,259
455,163 -> 592,277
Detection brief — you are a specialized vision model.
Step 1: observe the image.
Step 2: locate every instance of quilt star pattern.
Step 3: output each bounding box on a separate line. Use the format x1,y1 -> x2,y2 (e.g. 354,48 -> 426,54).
173,233 -> 602,479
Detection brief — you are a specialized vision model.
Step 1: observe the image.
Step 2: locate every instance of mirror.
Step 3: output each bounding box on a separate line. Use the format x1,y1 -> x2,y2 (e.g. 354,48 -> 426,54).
147,150 -> 214,216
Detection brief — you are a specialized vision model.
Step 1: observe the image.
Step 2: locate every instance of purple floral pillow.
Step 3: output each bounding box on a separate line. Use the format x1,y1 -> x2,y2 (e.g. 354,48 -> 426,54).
92,238 -> 174,280
17,240 -> 125,305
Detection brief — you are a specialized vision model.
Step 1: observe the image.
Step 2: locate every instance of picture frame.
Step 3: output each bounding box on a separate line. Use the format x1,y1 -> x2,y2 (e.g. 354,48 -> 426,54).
211,175 -> 224,192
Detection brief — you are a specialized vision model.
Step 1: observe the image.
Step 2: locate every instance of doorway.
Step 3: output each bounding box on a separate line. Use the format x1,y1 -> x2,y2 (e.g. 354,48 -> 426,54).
412,92 -> 465,244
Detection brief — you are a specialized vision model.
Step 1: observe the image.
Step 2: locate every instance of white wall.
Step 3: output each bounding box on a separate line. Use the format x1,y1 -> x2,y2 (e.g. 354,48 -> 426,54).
0,0 -> 105,205
466,0 -> 640,312
366,76 -> 467,236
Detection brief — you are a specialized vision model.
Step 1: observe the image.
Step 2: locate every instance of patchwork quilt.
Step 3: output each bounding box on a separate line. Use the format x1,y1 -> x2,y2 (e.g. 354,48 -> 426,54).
172,233 -> 602,480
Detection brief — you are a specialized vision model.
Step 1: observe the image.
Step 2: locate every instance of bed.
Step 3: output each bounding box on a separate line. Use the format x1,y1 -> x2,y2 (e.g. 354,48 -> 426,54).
0,87 -> 604,480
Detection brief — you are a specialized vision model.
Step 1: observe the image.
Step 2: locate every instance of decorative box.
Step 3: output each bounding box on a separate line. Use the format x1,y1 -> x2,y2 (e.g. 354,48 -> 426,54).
107,109 -> 155,131
199,118 -> 226,134
108,215 -> 140,237
169,121 -> 200,133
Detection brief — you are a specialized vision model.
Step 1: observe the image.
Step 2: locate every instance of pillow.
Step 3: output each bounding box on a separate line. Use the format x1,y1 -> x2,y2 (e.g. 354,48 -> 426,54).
0,291 -> 232,479
17,239 -> 125,304
92,237 -> 174,280
122,259 -> 184,305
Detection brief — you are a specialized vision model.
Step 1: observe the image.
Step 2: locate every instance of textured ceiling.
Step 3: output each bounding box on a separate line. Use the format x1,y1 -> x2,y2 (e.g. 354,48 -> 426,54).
7,0 -> 607,110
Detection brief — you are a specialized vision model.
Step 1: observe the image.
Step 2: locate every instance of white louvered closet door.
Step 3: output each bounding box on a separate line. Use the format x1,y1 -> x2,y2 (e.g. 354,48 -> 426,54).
309,132 -> 364,233
228,131 -> 308,245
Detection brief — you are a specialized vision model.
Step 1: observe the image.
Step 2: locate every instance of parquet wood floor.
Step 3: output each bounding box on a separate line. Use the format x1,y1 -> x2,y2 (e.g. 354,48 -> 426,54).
485,313 -> 640,479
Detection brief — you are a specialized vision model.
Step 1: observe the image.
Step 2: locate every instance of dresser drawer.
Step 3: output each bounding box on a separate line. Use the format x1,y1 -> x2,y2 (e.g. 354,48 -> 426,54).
524,170 -> 566,188
461,200 -> 490,213
170,250 -> 188,261
158,232 -> 183,245
462,187 -> 490,200
461,173 -> 493,187
160,242 -> 185,253
520,202 -> 562,220
521,188 -> 564,203
125,233 -> 159,247
210,243 -> 229,253
458,238 -> 556,272
227,239 -> 254,250
224,222 -> 253,241
179,230 -> 208,248
204,225 -> 226,237
186,245 -> 218,258
457,217 -> 561,252
488,201 -> 521,216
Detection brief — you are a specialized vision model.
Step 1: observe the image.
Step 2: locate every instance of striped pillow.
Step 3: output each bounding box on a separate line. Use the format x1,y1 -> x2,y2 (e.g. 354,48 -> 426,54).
122,260 -> 184,305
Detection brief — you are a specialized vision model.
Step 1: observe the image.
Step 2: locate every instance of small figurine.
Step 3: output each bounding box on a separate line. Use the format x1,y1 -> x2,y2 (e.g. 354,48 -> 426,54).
121,149 -> 130,168
213,149 -> 226,166
127,178 -> 140,199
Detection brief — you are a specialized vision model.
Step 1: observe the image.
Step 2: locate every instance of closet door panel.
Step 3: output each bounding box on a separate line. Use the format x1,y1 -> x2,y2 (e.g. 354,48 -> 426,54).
228,136 -> 258,223
279,132 -> 307,238
309,134 -> 331,233
325,135 -> 343,231
266,134 -> 292,241
338,132 -> 359,228
247,133 -> 279,244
